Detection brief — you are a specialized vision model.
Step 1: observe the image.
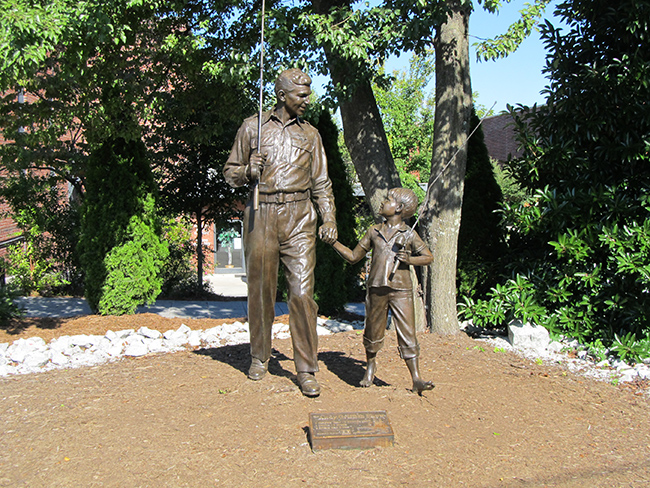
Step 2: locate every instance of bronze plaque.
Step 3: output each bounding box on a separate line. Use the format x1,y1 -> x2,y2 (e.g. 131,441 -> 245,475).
309,411 -> 394,450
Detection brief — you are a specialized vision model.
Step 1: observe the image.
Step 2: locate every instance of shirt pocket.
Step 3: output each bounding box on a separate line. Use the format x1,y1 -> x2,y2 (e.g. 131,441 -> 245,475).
289,135 -> 313,172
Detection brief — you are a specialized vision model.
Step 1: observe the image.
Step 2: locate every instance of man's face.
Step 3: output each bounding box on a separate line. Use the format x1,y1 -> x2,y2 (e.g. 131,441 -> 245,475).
280,85 -> 312,118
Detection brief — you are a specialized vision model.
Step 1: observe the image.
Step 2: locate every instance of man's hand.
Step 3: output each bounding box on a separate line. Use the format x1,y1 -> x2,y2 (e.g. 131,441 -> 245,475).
318,222 -> 338,244
247,152 -> 266,182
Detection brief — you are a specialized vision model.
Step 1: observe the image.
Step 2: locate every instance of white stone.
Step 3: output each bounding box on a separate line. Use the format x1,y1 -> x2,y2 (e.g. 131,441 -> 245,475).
124,340 -> 148,357
138,326 -> 162,339
204,326 -> 221,337
24,351 -> 50,368
618,369 -> 637,383
177,324 -> 191,334
68,352 -> 102,368
635,367 -> 650,380
223,332 -> 248,345
316,326 -> 332,336
105,330 -> 118,341
507,320 -> 550,351
63,345 -> 83,357
146,338 -> 168,354
201,334 -> 220,347
50,336 -> 72,353
187,330 -> 202,347
547,341 -> 564,354
0,343 -> 8,353
70,335 -> 95,348
50,351 -> 69,366
8,344 -> 29,363
0,364 -> 12,376
117,329 -> 135,338
97,337 -> 123,357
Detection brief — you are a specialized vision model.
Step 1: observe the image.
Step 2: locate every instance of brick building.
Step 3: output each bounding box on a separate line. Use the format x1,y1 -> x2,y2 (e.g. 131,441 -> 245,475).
481,112 -> 523,163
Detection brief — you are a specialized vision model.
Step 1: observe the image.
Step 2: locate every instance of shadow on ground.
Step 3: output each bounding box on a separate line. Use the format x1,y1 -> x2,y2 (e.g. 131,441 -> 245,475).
194,344 -> 294,381
318,350 -> 390,388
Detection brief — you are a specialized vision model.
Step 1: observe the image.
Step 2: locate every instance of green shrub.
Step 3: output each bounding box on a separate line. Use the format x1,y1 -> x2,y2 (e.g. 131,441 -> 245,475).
97,196 -> 169,315
5,240 -> 69,296
159,217 -> 204,299
79,137 -> 164,313
0,287 -> 24,324
460,0 -> 650,351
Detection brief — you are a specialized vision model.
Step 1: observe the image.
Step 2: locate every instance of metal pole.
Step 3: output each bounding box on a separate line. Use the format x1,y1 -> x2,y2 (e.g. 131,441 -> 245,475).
253,0 -> 266,211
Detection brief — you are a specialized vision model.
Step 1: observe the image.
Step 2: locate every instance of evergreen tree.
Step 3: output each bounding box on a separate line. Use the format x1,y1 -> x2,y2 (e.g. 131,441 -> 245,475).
457,109 -> 505,299
79,137 -> 168,314
312,108 -> 363,315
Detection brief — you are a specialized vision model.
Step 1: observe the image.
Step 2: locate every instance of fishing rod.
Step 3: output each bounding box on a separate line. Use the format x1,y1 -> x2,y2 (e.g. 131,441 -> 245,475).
253,0 -> 266,211
389,102 -> 496,278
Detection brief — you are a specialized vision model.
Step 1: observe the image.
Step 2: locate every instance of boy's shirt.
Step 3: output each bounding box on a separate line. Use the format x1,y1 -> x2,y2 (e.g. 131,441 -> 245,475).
359,222 -> 429,291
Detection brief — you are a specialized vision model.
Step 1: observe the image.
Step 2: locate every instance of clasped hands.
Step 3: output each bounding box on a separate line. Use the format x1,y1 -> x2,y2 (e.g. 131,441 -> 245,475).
319,222 -> 337,245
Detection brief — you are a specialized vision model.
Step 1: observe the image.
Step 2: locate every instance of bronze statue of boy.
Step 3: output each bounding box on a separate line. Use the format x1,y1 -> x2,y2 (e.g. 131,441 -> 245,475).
331,187 -> 435,394
223,68 -> 337,397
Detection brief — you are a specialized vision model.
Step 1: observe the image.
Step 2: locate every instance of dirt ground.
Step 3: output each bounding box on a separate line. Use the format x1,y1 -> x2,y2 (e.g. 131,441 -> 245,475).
1,313 -> 650,487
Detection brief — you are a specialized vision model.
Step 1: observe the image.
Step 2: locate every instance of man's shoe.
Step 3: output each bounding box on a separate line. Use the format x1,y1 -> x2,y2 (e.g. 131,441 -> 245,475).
248,358 -> 268,380
297,373 -> 321,397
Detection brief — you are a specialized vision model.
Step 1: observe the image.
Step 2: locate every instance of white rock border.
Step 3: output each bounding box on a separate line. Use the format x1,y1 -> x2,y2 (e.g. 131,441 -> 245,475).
0,317 -> 364,377
462,320 -> 650,389
2,315 -> 648,393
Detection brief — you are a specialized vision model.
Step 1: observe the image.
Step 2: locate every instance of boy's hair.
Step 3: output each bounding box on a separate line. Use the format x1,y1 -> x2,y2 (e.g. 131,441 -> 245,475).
389,187 -> 418,219
275,68 -> 311,97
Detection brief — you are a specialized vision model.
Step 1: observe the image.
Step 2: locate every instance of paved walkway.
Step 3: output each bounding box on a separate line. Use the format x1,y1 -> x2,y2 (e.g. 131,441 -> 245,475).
13,272 -> 365,319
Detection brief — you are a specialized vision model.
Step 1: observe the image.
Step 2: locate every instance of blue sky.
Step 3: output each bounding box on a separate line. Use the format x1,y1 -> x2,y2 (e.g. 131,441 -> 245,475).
468,2 -> 556,113
383,1 -> 559,114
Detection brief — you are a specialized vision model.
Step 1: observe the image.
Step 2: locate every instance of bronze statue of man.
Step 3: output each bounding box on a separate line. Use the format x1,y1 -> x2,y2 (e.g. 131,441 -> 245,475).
223,68 -> 338,397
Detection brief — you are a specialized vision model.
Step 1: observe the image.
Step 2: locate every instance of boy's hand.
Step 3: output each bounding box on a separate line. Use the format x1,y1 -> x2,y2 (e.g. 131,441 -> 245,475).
396,250 -> 412,265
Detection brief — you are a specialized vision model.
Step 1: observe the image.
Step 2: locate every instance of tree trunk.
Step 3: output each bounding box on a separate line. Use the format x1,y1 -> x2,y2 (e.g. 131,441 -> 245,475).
311,0 -> 402,220
421,2 -> 473,335
196,210 -> 203,287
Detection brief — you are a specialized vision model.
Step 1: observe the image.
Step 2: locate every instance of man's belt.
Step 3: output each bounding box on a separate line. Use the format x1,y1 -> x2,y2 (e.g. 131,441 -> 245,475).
257,190 -> 310,204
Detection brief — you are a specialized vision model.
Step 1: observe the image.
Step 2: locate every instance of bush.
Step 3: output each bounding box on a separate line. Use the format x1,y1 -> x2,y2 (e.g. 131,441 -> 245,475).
79,137 -> 165,313
159,217 -> 206,299
460,0 -> 650,350
97,197 -> 169,315
0,287 -> 24,325
5,240 -> 69,296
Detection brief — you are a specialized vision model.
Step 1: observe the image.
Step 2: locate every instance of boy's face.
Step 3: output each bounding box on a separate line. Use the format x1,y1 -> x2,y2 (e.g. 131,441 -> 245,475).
380,193 -> 401,218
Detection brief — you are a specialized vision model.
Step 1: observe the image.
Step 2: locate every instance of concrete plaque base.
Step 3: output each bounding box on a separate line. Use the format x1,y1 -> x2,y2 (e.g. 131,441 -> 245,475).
308,411 -> 394,450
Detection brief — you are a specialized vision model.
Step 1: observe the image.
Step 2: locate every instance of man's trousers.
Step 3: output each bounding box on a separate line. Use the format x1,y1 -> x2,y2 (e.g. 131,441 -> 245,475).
244,197 -> 319,373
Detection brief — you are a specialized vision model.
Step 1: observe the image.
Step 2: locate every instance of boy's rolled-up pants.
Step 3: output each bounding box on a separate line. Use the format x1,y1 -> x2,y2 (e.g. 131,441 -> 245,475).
364,287 -> 420,360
